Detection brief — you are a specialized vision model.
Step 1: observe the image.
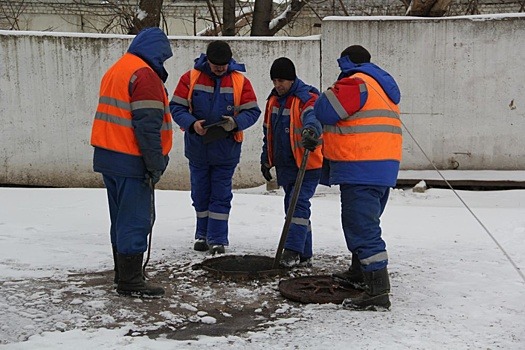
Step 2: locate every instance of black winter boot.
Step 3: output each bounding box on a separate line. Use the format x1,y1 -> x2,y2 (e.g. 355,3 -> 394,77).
209,244 -> 225,255
112,246 -> 119,285
343,267 -> 391,310
194,239 -> 209,252
333,254 -> 364,288
116,253 -> 164,298
280,249 -> 301,268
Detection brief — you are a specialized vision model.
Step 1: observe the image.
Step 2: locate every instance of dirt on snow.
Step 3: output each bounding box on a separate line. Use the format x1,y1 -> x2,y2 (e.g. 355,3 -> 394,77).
0,252 -> 358,344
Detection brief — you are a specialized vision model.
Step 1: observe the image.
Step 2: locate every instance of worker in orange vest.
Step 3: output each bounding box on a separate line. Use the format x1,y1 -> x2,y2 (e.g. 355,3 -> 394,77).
170,41 -> 261,255
90,28 -> 173,297
314,45 -> 402,310
261,57 -> 323,268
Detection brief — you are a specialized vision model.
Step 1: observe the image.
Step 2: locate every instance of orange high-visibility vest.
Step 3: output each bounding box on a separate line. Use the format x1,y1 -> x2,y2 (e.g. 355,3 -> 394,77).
187,69 -> 244,142
264,95 -> 323,170
322,73 -> 402,162
91,53 -> 173,156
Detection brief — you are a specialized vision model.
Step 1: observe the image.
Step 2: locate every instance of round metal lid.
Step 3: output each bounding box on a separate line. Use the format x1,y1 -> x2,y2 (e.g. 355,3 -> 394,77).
199,254 -> 284,281
279,275 -> 361,304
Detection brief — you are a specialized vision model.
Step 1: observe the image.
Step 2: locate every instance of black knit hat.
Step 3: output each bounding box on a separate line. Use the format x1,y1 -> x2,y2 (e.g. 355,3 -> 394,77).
340,45 -> 371,64
270,57 -> 296,81
206,40 -> 232,65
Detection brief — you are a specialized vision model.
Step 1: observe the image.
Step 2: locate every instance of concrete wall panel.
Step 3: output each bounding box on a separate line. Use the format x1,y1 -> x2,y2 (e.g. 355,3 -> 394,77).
321,15 -> 525,170
2,14 -> 525,188
0,32 -> 320,188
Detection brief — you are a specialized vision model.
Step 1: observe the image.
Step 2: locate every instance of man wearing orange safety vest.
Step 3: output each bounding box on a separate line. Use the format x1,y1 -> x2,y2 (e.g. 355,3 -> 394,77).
90,28 -> 173,297
170,41 -> 261,255
261,57 -> 323,268
314,45 -> 402,310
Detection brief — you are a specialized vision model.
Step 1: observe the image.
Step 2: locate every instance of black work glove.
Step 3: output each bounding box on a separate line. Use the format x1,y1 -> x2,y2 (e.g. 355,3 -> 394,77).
301,128 -> 319,151
220,116 -> 237,132
146,170 -> 162,185
261,163 -> 273,181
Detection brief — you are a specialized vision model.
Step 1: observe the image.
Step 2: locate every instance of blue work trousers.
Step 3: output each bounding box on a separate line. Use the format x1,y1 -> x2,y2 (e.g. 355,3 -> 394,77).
190,161 -> 236,245
340,184 -> 390,272
282,178 -> 319,259
103,175 -> 153,255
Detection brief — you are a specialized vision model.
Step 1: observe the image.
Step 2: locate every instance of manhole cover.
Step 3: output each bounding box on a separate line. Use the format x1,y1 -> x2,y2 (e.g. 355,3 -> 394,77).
279,275 -> 361,304
199,255 -> 283,281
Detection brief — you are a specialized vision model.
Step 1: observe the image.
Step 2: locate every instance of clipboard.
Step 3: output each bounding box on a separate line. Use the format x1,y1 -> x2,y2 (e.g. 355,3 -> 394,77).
202,119 -> 230,144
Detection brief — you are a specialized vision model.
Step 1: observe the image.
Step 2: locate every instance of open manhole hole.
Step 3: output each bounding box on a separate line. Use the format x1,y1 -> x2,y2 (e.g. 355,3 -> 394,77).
279,275 -> 361,304
199,255 -> 284,281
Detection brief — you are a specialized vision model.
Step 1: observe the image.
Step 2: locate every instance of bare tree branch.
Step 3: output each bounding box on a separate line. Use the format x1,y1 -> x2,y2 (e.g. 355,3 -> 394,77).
337,0 -> 349,16
0,1 -> 27,30
465,0 -> 481,15
268,0 -> 308,36
130,0 -> 164,34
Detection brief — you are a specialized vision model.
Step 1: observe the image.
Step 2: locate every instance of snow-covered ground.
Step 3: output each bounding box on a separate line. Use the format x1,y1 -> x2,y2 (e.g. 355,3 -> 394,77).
0,181 -> 524,349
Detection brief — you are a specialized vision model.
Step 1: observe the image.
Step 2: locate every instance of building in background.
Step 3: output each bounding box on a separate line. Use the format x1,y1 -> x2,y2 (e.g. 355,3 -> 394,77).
1,0 -> 524,36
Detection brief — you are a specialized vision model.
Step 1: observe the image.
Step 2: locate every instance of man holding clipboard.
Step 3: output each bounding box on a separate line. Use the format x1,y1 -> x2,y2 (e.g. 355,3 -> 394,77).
170,41 -> 261,255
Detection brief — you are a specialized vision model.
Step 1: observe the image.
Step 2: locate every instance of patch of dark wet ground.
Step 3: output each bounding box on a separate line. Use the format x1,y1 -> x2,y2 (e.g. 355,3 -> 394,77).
0,254 -> 349,344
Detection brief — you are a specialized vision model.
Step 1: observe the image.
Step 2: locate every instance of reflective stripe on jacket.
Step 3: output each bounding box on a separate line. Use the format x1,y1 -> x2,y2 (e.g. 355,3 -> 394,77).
322,72 -> 402,162
187,69 -> 245,142
264,94 -> 323,170
91,53 -> 173,156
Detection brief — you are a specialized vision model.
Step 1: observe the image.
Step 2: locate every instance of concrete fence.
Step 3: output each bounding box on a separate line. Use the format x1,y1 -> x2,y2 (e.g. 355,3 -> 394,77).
1,14 -> 525,189
321,15 -> 525,172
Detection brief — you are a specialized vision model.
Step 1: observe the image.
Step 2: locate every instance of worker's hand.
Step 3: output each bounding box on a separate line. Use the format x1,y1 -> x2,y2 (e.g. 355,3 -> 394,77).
220,116 -> 237,132
261,163 -> 273,181
301,128 -> 319,151
146,170 -> 162,185
193,120 -> 206,135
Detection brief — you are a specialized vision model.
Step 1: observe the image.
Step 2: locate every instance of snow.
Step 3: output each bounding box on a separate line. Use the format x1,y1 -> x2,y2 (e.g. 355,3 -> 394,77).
1,177 -> 525,349
135,10 -> 148,21
323,13 -> 525,21
398,170 -> 525,182
269,5 -> 291,31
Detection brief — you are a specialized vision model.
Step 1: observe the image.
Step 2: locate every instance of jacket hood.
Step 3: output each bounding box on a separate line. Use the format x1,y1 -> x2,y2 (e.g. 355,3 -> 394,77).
268,78 -> 319,102
337,56 -> 401,104
127,27 -> 173,82
193,53 -> 246,77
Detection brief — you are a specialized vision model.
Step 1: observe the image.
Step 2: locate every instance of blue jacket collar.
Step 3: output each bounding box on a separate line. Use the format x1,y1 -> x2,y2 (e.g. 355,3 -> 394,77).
127,28 -> 173,83
337,56 -> 401,104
